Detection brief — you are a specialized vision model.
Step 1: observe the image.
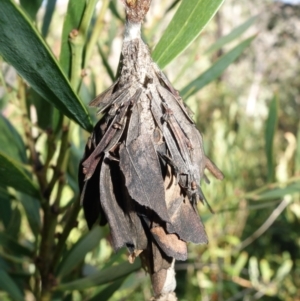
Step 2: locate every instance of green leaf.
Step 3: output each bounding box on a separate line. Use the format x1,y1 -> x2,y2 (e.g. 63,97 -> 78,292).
0,256 -> 10,271
206,15 -> 257,54
275,259 -> 293,281
166,0 -> 181,13
0,270 -> 25,301
27,88 -> 54,130
19,0 -> 42,20
19,194 -> 41,237
0,187 -> 12,229
0,151 -> 39,198
55,259 -> 141,291
232,252 -> 248,277
0,0 -> 93,131
42,0 -> 57,37
108,0 -> 124,22
0,114 -> 27,162
152,0 -> 225,68
249,256 -> 259,286
98,43 -> 115,82
181,36 -> 255,99
265,96 -> 278,182
59,0 -> 86,77
0,232 -> 32,257
67,145 -> 83,195
56,226 -> 103,278
7,207 -> 22,239
256,183 -> 300,201
0,249 -> 31,265
295,122 -> 300,174
260,259 -> 273,283
89,278 -> 126,301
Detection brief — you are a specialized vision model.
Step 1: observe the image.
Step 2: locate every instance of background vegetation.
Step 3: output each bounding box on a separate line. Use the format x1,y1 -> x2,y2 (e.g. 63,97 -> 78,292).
0,0 -> 299,300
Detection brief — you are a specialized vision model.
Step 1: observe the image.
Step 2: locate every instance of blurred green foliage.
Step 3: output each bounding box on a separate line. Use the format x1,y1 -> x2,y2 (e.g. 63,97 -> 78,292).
0,0 -> 299,300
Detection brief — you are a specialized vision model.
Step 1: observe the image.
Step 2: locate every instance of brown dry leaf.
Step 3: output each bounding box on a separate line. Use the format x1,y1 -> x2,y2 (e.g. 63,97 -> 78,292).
150,226 -> 187,260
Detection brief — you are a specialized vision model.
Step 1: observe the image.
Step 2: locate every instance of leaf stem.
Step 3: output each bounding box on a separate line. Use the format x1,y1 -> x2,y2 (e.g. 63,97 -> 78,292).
45,118 -> 70,198
85,0 -> 110,66
18,77 -> 48,195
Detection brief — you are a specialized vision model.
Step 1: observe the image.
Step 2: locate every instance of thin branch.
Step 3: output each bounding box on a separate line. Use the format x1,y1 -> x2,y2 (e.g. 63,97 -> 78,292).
18,77 -> 48,200
51,198 -> 81,271
235,198 -> 291,251
45,120 -> 70,198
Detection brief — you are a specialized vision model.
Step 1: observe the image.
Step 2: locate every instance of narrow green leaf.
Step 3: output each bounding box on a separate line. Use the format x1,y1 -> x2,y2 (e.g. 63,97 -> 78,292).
206,15 -> 257,54
108,0 -> 124,22
27,88 -> 54,130
52,108 -> 64,135
232,252 -> 248,277
260,259 -> 273,283
0,233 -> 32,257
55,259 -> 141,291
0,187 -> 12,229
19,0 -> 42,20
98,43 -> 115,82
152,0 -> 225,68
166,0 -> 181,13
0,152 -> 39,197
295,122 -> 300,174
0,0 -> 93,131
0,248 -> 31,265
249,256 -> 259,286
59,0 -> 86,76
89,278 -> 126,301
181,36 -> 255,99
256,183 -> 300,201
7,207 -> 22,239
19,194 -> 41,237
42,0 -> 57,37
275,259 -> 293,281
0,256 -> 10,271
265,96 -> 278,182
0,270 -> 25,301
56,226 -> 103,278
0,114 -> 27,163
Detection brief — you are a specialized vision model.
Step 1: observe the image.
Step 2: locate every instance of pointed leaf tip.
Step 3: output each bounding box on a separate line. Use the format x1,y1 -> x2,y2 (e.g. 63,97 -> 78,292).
0,0 -> 93,131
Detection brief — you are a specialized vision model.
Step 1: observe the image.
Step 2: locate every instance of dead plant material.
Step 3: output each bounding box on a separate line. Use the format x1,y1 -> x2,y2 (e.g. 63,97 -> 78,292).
78,0 -> 223,298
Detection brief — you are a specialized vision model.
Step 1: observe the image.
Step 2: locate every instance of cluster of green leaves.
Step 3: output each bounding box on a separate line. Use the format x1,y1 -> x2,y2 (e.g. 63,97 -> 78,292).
0,0 -> 299,300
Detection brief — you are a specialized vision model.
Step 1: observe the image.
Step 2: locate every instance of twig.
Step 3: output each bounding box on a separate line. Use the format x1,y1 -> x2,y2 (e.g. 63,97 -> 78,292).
51,198 -> 81,272
235,198 -> 290,251
18,77 -> 48,194
44,119 -> 70,199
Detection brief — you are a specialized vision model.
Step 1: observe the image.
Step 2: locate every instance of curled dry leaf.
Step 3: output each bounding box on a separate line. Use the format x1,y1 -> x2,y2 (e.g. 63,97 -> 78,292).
78,0 -> 223,298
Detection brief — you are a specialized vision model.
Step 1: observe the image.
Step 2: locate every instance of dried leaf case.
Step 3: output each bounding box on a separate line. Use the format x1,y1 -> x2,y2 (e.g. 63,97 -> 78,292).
79,0 -> 223,298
